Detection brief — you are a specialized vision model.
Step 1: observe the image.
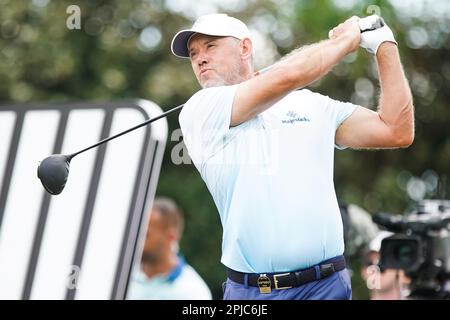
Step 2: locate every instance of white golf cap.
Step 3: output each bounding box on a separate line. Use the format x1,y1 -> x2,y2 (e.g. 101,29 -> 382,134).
171,13 -> 252,58
369,231 -> 393,252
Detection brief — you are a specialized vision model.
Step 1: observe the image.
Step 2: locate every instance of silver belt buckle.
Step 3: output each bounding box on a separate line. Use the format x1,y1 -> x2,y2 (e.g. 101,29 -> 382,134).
273,273 -> 292,290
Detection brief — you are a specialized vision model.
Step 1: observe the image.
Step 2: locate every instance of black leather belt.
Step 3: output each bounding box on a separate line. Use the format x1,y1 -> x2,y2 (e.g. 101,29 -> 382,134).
227,255 -> 346,293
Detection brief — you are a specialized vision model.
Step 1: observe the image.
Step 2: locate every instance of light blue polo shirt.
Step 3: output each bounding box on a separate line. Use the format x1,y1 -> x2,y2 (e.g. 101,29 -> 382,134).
127,257 -> 212,300
179,85 -> 357,273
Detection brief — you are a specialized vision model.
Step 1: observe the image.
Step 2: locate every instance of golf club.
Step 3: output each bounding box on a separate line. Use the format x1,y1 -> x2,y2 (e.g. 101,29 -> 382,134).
37,14 -> 385,196
358,14 -> 384,32
37,104 -> 184,195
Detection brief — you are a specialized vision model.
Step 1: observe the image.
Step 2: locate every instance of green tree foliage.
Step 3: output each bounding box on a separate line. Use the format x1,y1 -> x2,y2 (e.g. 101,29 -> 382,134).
1,0 -> 448,299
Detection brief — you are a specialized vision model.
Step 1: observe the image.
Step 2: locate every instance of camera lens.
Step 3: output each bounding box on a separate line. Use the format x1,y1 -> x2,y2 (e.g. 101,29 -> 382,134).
393,243 -> 417,265
380,237 -> 421,272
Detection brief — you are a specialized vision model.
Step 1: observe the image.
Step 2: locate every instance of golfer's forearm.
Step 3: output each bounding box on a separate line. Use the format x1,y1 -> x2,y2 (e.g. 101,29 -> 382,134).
276,37 -> 352,89
376,43 -> 414,145
231,36 -> 354,126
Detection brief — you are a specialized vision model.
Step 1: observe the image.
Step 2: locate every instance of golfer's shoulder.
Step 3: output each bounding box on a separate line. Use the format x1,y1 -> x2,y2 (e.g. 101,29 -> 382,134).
180,85 -> 237,119
188,85 -> 237,106
292,88 -> 347,111
292,88 -> 328,102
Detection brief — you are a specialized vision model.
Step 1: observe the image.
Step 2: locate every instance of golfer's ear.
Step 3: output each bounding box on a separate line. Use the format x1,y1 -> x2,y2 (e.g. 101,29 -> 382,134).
239,38 -> 253,60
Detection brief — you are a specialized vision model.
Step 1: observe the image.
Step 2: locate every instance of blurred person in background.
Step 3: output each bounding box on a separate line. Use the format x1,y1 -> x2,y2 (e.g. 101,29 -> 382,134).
127,197 -> 212,300
361,231 -> 411,300
340,203 -> 380,263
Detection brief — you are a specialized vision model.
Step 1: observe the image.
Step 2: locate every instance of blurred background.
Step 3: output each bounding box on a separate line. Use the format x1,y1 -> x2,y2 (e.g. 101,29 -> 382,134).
0,0 -> 449,299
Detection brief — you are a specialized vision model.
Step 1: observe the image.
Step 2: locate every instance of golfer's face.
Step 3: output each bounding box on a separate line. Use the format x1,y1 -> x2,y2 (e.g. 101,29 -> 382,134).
188,34 -> 240,88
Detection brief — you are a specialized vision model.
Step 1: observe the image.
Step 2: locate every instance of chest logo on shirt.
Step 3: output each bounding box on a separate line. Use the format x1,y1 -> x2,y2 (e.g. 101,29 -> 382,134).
281,111 -> 310,124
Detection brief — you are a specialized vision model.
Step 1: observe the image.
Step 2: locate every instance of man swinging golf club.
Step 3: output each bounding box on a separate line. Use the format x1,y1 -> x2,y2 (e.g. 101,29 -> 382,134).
172,13 -> 414,300
37,13 -> 413,300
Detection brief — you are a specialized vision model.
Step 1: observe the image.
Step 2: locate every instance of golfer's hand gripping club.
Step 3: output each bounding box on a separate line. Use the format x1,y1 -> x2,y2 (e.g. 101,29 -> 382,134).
328,16 -> 361,53
327,15 -> 394,55
359,15 -> 397,55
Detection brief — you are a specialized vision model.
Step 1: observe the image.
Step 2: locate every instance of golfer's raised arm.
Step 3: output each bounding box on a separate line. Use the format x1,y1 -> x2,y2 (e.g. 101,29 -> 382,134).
231,17 -> 361,127
375,44 -> 414,146
335,34 -> 414,149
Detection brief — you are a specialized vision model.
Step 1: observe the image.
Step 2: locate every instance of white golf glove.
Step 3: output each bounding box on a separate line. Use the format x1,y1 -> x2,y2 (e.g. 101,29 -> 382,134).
359,15 -> 397,55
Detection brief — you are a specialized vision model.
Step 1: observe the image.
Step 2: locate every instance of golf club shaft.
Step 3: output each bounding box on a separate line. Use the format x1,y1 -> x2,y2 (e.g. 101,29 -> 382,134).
68,104 -> 184,159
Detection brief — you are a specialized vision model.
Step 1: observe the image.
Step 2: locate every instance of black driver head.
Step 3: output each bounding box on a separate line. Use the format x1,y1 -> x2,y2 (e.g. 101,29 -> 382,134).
37,154 -> 72,195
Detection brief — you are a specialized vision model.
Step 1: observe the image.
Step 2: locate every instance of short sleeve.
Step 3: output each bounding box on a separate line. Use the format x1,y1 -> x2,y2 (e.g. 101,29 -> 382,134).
179,85 -> 238,166
330,99 -> 358,131
324,95 -> 358,150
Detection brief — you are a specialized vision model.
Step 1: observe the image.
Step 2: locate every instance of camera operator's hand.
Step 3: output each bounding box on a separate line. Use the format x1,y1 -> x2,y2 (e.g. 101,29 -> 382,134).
328,16 -> 361,54
359,15 -> 397,55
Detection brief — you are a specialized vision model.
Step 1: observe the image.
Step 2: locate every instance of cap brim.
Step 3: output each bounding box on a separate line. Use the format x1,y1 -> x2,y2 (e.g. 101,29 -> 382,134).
171,29 -> 245,58
171,30 -> 196,58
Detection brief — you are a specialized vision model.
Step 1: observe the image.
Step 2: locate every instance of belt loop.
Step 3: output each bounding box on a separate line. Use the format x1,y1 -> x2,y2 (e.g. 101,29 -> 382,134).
244,274 -> 249,288
294,272 -> 301,286
314,265 -> 320,280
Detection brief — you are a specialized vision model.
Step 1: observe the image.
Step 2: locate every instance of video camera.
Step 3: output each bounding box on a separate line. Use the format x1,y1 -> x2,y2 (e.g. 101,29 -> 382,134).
373,199 -> 450,299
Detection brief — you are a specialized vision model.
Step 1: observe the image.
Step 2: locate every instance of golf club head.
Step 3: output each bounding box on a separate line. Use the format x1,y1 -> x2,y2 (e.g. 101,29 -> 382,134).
37,154 -> 72,195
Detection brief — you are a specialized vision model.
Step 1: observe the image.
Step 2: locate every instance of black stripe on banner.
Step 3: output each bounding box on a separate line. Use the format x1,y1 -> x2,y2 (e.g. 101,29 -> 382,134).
65,109 -> 114,300
0,111 -> 25,229
122,140 -> 160,298
22,110 -> 69,299
110,132 -> 155,300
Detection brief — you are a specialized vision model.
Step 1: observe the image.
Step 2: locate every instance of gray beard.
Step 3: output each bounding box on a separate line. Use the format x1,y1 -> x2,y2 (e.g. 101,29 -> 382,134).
202,76 -> 245,88
201,60 -> 247,88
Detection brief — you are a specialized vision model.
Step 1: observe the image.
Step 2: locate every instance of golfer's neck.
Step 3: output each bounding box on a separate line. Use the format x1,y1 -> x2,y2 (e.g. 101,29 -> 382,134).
227,67 -> 254,86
